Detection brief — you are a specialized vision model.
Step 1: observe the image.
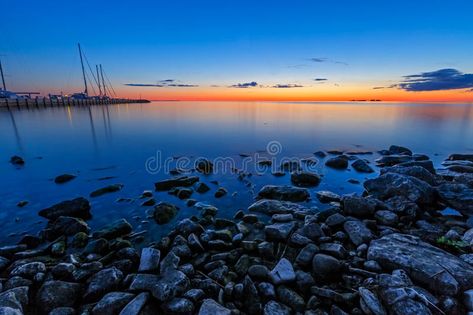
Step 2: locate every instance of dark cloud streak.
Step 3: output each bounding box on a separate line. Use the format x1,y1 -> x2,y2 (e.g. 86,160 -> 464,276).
395,68 -> 473,92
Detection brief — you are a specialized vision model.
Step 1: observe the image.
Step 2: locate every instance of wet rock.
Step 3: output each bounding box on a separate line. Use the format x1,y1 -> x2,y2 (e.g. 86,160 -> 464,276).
342,196 -> 376,217
381,165 -> 438,185
10,262 -> 46,279
198,299 -> 231,315
0,287 -> 28,313
464,289 -> 473,311
312,254 -> 342,279
195,158 -> 213,174
299,222 -> 324,241
155,176 -> 199,191
174,187 -> 193,200
359,287 -> 386,315
364,173 -> 435,205
368,233 -> 473,295
263,300 -> 291,315
90,184 -> 124,197
71,232 -> 89,248
447,153 -> 473,162
397,160 -> 436,174
269,258 -> 296,285
316,191 -> 341,203
84,267 -> 124,301
325,156 -> 349,169
0,257 -> 10,272
344,220 -> 373,246
265,222 -> 296,241
49,307 -> 76,315
437,183 -> 473,214
48,216 -> 90,238
319,243 -> 346,259
39,197 -> 91,220
83,238 -> 109,255
195,183 -> 210,193
92,292 -> 134,315
388,145 -> 412,156
51,263 -> 76,280
277,286 -> 305,312
325,213 -> 346,227
352,159 -> 374,173
248,199 -> 310,215
162,297 -> 194,314
257,185 -> 310,202
153,202 -> 178,224
36,281 -> 82,314
290,171 -> 321,187
10,156 -> 24,166
151,270 -> 189,302
54,174 -> 76,184
93,219 -> 132,239
214,187 -> 227,198
16,200 -> 28,208
138,248 -> 160,273
128,274 -> 160,292
295,244 -> 319,267
376,155 -> 413,167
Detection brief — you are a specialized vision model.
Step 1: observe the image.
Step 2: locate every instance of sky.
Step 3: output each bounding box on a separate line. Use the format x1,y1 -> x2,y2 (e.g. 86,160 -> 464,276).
2,0 -> 473,102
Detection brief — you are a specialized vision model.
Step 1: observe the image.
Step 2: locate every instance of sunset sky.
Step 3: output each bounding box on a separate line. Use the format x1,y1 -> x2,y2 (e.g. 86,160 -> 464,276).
2,0 -> 473,102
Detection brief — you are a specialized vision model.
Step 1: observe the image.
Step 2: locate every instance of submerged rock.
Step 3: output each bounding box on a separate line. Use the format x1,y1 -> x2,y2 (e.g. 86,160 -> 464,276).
352,159 -> 374,173
325,156 -> 349,169
153,202 -> 178,225
93,219 -> 132,239
10,156 -> 24,166
368,233 -> 473,295
257,185 -> 310,202
54,174 -> 76,184
155,176 -> 199,191
290,171 -> 321,187
90,184 -> 124,197
39,197 -> 91,220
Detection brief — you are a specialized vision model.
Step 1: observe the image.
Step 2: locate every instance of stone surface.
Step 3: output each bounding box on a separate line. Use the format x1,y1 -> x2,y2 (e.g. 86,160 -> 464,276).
257,185 -> 310,202
138,248 -> 161,273
263,300 -> 291,315
437,183 -> 473,214
93,219 -> 132,239
265,222 -> 296,241
344,220 -> 373,246
352,159 -> 374,173
290,171 -> 321,187
84,267 -> 124,301
198,299 -> 231,315
90,184 -> 124,197
155,176 -> 199,191
248,199 -> 311,215
36,281 -> 82,314
368,233 -> 473,295
92,292 -> 134,315
39,197 -> 91,220
153,202 -> 179,224
269,258 -> 296,285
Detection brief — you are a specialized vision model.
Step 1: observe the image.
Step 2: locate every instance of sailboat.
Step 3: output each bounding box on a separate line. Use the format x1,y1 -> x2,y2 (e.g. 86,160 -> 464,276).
70,43 -> 89,100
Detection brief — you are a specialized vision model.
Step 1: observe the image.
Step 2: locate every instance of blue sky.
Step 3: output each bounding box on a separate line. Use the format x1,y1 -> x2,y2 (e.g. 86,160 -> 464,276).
2,0 -> 473,100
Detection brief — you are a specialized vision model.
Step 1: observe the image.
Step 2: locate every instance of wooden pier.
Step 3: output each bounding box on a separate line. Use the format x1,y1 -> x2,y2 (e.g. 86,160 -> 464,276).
0,97 -> 150,109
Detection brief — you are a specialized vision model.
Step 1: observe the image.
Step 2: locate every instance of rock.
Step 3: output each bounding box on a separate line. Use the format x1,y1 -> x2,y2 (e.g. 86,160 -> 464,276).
16,201 -> 28,207
153,202 -> 178,224
364,173 -> 435,205
151,270 -> 189,302
265,222 -> 296,241
47,216 -> 90,238
93,219 -> 132,239
49,307 -> 76,315
257,185 -> 310,202
10,156 -> 24,166
263,300 -> 291,315
195,183 -> 210,193
319,243 -> 347,259
36,281 -> 82,314
183,289 -> 204,303
176,219 -> 204,237
54,174 -> 76,184
312,254 -> 342,278
296,244 -> 319,267
342,196 -> 376,217
84,267 -> 124,301
381,165 -> 438,184
464,289 -> 473,311
0,307 -> 23,315
128,274 -> 160,292
375,210 -> 398,226
214,187 -> 227,198
376,155 -> 413,167
325,213 -> 346,227
248,265 -> 269,280
83,238 -> 109,255
290,171 -> 321,187
195,158 -> 213,174
325,155 -> 349,169
248,199 -> 311,215
162,297 -> 194,314
359,287 -> 386,315
388,145 -> 412,156
437,183 -> 473,214
155,176 -> 199,191
39,197 -> 91,220
71,232 -> 89,248
10,262 -> 46,279
344,220 -> 373,246
276,286 -> 305,312
367,233 -> 473,295
316,191 -> 341,203
0,287 -> 29,313
258,282 -> 276,300
397,160 -> 436,173
198,299 -> 231,315
299,222 -> 324,241
447,153 -> 473,162
175,188 -> 193,200
269,258 -> 296,285
92,292 -> 135,315
0,257 -> 10,272
51,263 -> 76,280
90,184 -> 124,197
352,159 -> 374,173
138,248 -> 160,273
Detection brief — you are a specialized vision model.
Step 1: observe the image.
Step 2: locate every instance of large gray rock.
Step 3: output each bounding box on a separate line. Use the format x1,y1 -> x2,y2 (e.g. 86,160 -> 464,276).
265,222 -> 296,241
381,165 -> 439,185
364,173 -> 435,205
359,287 -> 386,315
138,248 -> 160,273
84,267 -> 124,301
447,153 -> 473,162
437,183 -> 473,214
198,299 -> 231,315
290,171 -> 321,187
151,270 -> 189,302
92,292 -> 134,315
39,197 -> 91,220
263,300 -> 291,315
269,258 -> 296,285
257,185 -> 310,202
248,199 -> 311,215
0,287 -> 29,313
10,262 -> 46,279
36,281 -> 82,314
93,219 -> 132,239
344,220 -> 373,246
367,233 -> 473,295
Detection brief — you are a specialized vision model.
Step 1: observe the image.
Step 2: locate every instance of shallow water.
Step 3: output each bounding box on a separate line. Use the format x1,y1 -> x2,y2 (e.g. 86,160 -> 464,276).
1,101 -> 473,244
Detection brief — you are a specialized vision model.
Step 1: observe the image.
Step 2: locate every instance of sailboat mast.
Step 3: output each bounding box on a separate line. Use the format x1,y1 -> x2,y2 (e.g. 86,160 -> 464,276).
78,43 -> 88,95
96,65 -> 102,96
100,64 -> 107,97
0,58 -> 6,91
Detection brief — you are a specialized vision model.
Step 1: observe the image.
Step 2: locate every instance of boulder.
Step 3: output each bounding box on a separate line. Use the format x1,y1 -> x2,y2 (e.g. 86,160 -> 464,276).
198,299 -> 231,315
352,159 -> 374,173
155,176 -> 199,191
290,171 -> 321,187
92,292 -> 134,315
153,202 -> 178,224
344,220 -> 373,246
90,184 -> 124,197
39,197 -> 91,220
257,185 -> 310,202
138,248 -> 161,273
263,300 -> 291,315
248,199 -> 311,215
93,219 -> 132,239
367,233 -> 473,295
437,183 -> 473,214
265,222 -> 296,241
36,281 -> 82,314
325,156 -> 349,169
447,153 -> 473,162
381,165 -> 438,185
84,267 -> 124,301
54,174 -> 76,184
269,258 -> 296,285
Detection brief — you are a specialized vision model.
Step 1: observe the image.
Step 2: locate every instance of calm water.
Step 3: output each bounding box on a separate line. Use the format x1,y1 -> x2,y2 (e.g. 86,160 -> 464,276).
1,101 -> 473,244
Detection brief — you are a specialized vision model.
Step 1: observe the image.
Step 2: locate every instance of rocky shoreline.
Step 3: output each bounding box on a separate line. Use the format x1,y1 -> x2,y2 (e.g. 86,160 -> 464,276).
2,146 -> 473,314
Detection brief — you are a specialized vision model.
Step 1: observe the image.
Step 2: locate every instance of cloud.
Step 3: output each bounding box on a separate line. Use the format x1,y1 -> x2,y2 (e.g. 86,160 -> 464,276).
395,68 -> 473,92
124,83 -> 164,87
372,86 -> 386,90
124,80 -> 198,88
272,84 -> 303,88
314,78 -> 327,81
230,81 -> 258,88
310,57 -> 348,66
167,84 -> 198,87
160,79 -> 175,83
